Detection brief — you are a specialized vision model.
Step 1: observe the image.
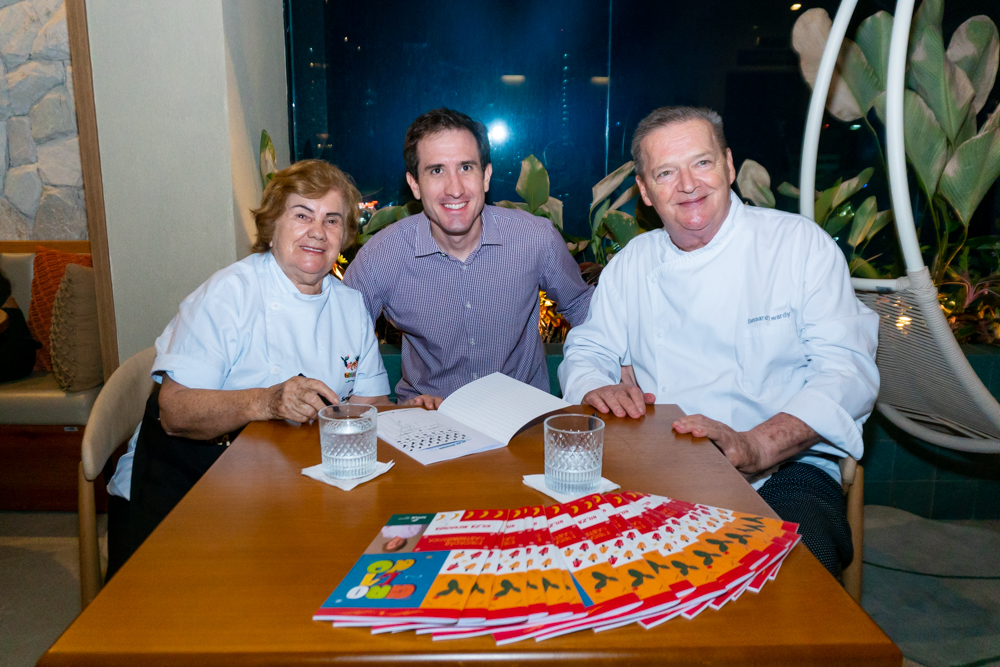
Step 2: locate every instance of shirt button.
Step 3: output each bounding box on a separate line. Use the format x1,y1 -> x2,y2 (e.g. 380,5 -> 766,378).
656,331 -> 664,338
272,366 -> 281,375
661,386 -> 667,393
472,372 -> 478,379
470,338 -> 475,346
462,265 -> 467,271
271,302 -> 280,310
466,302 -> 471,309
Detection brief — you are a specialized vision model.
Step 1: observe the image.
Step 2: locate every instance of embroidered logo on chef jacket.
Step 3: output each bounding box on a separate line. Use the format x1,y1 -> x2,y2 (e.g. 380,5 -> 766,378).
746,310 -> 791,325
342,355 -> 360,379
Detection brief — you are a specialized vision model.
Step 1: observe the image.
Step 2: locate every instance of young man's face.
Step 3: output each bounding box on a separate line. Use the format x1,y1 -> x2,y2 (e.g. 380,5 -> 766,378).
405,129 -> 492,244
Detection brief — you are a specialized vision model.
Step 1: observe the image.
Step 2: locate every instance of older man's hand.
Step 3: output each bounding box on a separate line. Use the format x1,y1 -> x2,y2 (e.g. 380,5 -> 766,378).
672,414 -> 765,475
266,375 -> 339,423
583,385 -> 655,419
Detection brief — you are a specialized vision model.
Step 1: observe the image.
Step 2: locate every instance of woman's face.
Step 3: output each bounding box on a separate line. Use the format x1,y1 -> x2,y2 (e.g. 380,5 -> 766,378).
270,190 -> 347,294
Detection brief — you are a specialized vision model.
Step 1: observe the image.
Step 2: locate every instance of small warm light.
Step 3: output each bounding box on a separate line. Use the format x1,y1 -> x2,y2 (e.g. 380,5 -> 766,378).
896,315 -> 912,330
501,75 -> 526,86
849,124 -> 861,130
590,76 -> 610,85
344,36 -> 348,42
790,3 -> 802,10
488,121 -> 510,145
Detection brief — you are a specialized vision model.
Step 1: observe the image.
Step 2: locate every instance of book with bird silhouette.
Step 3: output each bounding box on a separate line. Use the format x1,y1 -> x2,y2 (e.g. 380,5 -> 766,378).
315,493 -> 800,641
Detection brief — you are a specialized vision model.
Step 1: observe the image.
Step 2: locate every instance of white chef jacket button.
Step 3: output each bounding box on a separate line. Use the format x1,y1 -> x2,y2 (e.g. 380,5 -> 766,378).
656,331 -> 664,338
661,386 -> 667,393
272,366 -> 281,375
271,302 -> 279,310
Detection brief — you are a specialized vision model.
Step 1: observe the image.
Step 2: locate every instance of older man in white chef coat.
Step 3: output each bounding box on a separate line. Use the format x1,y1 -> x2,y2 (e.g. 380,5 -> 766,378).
559,106 -> 879,575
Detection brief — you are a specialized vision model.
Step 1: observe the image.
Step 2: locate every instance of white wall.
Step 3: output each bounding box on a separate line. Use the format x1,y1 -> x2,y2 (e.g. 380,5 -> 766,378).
222,0 -> 290,260
86,0 -> 287,362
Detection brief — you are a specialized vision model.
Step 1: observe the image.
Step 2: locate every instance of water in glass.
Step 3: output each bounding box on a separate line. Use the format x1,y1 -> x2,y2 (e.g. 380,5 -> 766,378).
319,405 -> 377,479
544,414 -> 604,495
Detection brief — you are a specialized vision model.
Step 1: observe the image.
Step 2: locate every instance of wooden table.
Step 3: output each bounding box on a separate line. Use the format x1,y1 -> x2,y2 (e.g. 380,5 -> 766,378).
41,405 -> 901,666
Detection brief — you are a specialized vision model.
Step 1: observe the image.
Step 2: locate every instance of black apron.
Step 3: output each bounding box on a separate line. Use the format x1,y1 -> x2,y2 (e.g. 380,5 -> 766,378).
123,385 -> 243,565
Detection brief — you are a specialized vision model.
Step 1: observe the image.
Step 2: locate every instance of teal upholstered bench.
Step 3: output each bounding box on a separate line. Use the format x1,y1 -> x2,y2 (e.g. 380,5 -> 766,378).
379,343 -> 564,401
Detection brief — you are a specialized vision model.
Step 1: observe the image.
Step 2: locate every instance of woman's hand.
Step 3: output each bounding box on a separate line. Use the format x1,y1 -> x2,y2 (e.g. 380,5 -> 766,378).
263,376 -> 339,423
400,394 -> 443,410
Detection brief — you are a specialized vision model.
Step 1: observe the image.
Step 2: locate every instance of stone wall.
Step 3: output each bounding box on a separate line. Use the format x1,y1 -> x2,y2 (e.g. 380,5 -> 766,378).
0,0 -> 85,241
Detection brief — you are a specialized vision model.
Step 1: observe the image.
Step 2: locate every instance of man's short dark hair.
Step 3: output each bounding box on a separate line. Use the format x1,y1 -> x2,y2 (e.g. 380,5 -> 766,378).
631,106 -> 728,178
403,108 -> 491,177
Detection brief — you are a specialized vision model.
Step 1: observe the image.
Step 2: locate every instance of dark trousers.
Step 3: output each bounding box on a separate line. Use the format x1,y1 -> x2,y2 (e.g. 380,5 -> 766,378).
105,387 -> 234,580
757,462 -> 854,576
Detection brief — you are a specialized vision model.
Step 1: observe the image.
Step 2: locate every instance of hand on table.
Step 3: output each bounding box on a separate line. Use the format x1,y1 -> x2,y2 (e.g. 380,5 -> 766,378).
400,394 -> 443,410
265,375 -> 339,423
672,414 -> 764,475
582,384 -> 655,419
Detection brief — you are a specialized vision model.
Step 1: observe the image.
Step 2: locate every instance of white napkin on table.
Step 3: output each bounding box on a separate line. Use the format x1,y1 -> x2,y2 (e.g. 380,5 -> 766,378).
301,460 -> 394,491
522,474 -> 620,503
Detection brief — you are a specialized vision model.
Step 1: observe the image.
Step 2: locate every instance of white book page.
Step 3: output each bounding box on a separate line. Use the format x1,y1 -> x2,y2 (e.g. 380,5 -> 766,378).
377,408 -> 504,465
438,372 -> 570,445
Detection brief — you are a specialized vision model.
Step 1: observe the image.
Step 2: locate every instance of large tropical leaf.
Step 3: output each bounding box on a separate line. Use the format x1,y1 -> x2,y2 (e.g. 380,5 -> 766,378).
792,9 -> 870,121
840,41 -> 882,117
259,130 -> 277,188
814,178 -> 841,224
496,200 -> 530,211
849,256 -> 882,279
909,0 -> 944,59
910,26 -> 976,143
538,196 -> 564,230
856,11 -> 894,90
736,160 -> 776,208
874,90 -> 949,198
939,127 -> 1000,224
828,168 -> 874,214
847,196 -> 878,248
592,199 -> 610,235
365,206 -> 401,235
634,197 -> 663,231
591,161 -> 634,214
515,154 -> 549,213
867,209 -> 894,242
984,104 -> 1000,134
824,202 -> 854,237
946,16 -> 999,115
603,210 -> 644,247
609,183 -> 639,212
402,200 -> 423,217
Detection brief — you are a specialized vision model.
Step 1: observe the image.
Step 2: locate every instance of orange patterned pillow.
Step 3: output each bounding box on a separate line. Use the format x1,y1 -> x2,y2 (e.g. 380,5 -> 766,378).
27,246 -> 93,371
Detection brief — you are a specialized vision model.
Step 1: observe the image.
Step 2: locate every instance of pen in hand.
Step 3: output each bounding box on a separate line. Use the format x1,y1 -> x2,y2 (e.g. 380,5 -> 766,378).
298,373 -> 333,406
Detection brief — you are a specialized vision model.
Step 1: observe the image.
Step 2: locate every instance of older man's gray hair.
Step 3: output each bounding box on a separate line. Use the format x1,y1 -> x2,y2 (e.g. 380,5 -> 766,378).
630,106 -> 728,177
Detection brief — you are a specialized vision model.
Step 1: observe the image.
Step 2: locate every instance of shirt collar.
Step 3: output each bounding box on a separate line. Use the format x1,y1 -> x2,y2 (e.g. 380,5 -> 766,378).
413,206 -> 503,258
262,250 -> 332,296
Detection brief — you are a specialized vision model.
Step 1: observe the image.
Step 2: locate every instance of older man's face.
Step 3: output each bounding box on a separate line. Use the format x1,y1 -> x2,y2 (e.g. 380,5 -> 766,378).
635,119 -> 735,251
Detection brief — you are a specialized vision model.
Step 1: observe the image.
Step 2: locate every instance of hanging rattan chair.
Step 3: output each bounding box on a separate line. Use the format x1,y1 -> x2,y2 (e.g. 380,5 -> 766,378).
799,0 -> 1000,455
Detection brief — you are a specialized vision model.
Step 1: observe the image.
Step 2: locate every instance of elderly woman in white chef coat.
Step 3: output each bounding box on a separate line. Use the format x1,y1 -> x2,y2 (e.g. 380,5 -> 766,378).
106,160 -> 420,578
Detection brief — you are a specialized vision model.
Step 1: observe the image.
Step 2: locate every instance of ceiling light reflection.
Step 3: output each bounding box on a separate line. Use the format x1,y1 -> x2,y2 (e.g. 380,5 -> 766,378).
488,121 -> 510,145
501,75 -> 525,86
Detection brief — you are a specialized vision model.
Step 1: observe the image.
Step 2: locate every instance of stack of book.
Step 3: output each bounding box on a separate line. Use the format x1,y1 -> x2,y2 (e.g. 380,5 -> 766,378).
313,492 -> 801,643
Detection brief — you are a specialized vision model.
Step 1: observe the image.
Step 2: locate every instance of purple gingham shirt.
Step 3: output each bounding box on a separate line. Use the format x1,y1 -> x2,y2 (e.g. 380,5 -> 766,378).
343,205 -> 594,401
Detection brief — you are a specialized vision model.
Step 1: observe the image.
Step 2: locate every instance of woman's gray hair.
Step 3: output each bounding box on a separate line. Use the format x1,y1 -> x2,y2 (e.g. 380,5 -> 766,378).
630,107 -> 728,177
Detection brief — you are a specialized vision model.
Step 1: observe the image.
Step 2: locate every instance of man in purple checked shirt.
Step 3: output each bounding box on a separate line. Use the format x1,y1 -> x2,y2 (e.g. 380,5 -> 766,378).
343,108 -> 594,404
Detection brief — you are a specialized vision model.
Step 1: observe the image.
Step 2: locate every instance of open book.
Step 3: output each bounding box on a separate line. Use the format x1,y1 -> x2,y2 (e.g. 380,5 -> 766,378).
377,372 -> 570,465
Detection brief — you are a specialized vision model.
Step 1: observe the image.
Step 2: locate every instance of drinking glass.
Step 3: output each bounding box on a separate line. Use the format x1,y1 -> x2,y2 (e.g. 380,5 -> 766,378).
544,414 -> 605,495
319,404 -> 378,479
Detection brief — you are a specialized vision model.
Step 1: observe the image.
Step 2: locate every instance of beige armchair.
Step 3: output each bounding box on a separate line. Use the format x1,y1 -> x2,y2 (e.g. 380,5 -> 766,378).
78,347 -> 155,609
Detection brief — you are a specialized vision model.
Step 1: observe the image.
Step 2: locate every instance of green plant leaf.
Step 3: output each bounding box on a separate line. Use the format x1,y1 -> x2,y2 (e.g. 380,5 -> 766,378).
822,168 -> 874,220
824,210 -> 853,238
848,196 -> 878,248
874,90 -> 948,198
365,206 -> 400,235
856,11 -> 894,89
910,25 -> 976,144
984,105 -> 1000,134
945,16 -> 999,115
259,129 -> 277,189
538,196 -> 564,230
591,199 -> 610,235
566,240 -> 589,254
402,200 -> 423,217
591,162 -> 634,214
867,209 -> 894,241
634,197 -> 663,231
814,178 -> 841,224
910,0 -> 944,57
496,200 -> 530,211
849,256 -> 882,279
609,183 -> 639,212
777,182 -> 804,199
840,40 -> 882,116
603,210 -> 643,247
515,154 -> 549,213
735,159 -> 776,208
792,9 -> 867,121
939,127 -> 1000,224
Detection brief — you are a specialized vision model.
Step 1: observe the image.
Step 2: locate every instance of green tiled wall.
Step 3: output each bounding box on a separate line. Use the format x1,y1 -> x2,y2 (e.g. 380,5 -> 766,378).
381,343 -> 1000,519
